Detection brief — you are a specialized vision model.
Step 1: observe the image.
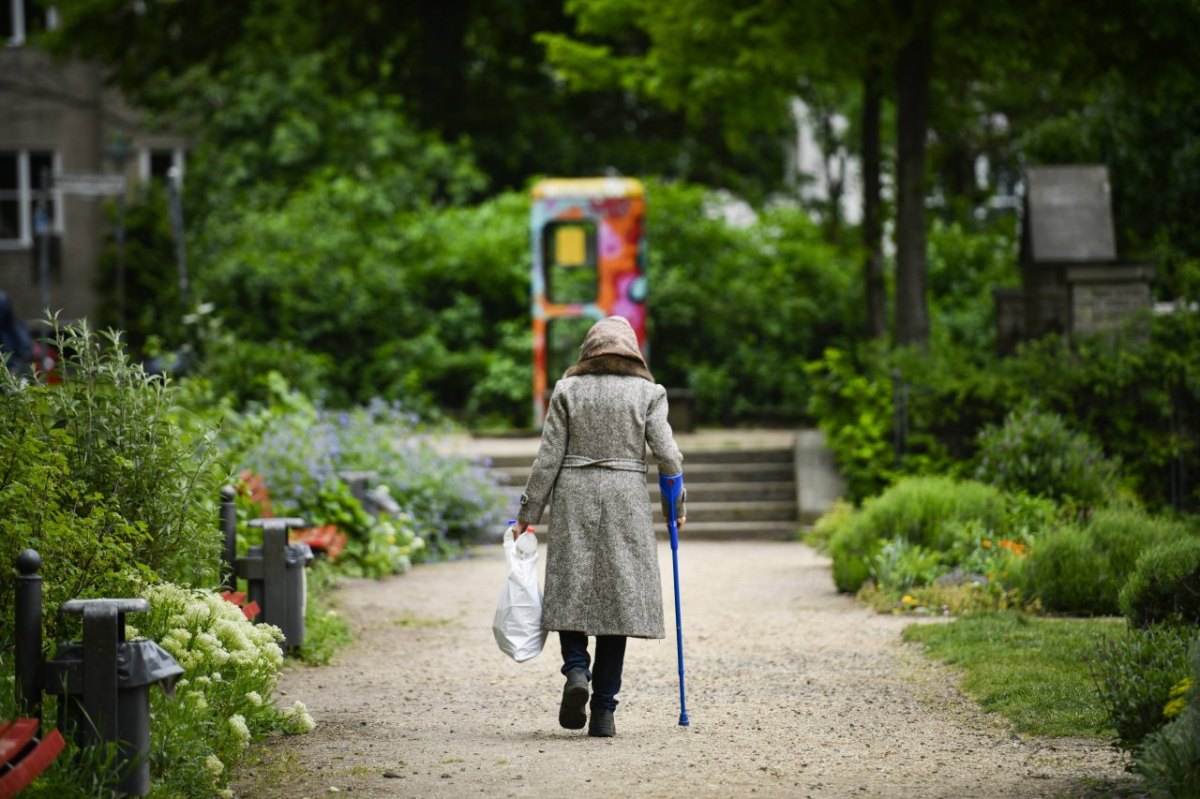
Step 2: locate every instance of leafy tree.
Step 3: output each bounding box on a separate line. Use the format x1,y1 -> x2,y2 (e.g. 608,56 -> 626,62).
46,0 -> 780,195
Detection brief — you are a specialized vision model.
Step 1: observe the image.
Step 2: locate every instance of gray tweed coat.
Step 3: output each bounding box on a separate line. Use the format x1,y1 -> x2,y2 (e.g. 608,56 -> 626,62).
516,363 -> 683,639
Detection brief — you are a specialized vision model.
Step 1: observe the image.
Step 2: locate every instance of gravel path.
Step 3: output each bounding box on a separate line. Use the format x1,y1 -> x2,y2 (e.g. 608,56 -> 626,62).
232,541 -> 1128,798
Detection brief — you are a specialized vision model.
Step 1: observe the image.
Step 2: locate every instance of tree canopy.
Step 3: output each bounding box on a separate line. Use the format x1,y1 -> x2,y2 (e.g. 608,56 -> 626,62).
42,0 -> 1200,361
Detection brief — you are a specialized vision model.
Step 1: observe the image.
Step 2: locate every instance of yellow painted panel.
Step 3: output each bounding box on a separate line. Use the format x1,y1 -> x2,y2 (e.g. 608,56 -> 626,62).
555,226 -> 586,266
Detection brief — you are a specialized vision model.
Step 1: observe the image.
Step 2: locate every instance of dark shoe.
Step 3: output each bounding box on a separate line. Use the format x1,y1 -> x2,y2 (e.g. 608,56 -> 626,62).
559,668 -> 589,729
588,708 -> 615,737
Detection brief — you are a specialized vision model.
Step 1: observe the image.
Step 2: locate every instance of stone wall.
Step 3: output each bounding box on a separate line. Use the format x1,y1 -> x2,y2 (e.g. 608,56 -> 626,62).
1066,265 -> 1155,335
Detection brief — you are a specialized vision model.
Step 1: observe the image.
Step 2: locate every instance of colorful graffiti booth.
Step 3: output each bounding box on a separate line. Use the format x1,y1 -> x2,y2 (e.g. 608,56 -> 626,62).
530,178 -> 647,425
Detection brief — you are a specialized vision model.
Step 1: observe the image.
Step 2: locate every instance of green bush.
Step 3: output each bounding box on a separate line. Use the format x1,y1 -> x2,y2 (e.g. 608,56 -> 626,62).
975,403 -> 1121,508
1024,526 -> 1111,615
648,184 -> 858,425
298,480 -> 424,578
1135,639 -> 1200,798
1090,507 -> 1189,579
0,321 -> 223,650
857,476 -> 1009,551
805,312 -> 1200,512
195,183 -> 524,417
1025,507 -> 1190,616
827,476 -> 1011,593
828,515 -> 881,594
805,346 -> 897,501
1120,537 -> 1200,627
925,216 -> 1021,355
1092,624 -> 1195,752
805,498 -> 855,553
193,177 -> 861,427
180,304 -> 337,407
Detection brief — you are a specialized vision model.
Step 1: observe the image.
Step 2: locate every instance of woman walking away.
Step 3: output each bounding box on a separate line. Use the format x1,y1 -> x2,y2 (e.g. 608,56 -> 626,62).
515,316 -> 686,738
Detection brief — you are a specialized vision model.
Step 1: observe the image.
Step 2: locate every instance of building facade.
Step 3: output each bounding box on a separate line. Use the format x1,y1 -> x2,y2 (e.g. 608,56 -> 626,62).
1,1 -> 185,325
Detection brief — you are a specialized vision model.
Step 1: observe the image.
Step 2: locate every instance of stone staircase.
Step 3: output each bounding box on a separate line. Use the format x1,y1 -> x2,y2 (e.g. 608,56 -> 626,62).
485,443 -> 807,541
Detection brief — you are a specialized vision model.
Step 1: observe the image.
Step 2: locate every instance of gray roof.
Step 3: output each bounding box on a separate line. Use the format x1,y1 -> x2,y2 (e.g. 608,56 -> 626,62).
1025,165 -> 1117,263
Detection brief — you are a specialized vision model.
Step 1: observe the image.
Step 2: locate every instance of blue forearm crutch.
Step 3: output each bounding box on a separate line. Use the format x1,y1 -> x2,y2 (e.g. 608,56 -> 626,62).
659,472 -> 689,727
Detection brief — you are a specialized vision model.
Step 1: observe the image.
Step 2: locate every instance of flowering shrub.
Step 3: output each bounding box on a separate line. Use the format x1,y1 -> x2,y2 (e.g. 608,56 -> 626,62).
827,476 -> 1023,593
830,478 -> 1056,613
136,582 -> 312,798
228,380 -> 505,563
297,479 -> 425,577
1135,638 -> 1200,798
1092,624 -> 1194,753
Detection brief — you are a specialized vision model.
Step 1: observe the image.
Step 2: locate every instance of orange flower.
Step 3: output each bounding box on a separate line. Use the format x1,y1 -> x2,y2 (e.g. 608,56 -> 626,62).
981,539 -> 992,549
998,540 -> 1026,558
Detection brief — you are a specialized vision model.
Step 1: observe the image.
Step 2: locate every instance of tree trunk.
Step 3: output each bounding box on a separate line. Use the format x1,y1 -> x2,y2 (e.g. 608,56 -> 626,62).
894,0 -> 931,347
416,0 -> 472,136
861,57 -> 887,339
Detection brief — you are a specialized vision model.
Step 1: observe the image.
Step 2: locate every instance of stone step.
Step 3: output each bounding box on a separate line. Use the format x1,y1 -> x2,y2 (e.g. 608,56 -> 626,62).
540,501 -> 797,525
482,448 -> 793,469
654,520 -> 800,541
491,460 -> 794,485
647,481 -> 797,502
526,520 -> 799,542
652,501 -> 796,522
498,481 -> 798,503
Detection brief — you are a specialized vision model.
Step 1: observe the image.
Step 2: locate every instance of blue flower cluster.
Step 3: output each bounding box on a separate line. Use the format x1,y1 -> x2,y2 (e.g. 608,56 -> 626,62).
234,388 -> 507,559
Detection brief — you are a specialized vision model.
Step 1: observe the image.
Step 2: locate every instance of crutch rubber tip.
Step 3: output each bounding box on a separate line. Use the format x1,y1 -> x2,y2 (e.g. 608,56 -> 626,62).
679,713 -> 690,727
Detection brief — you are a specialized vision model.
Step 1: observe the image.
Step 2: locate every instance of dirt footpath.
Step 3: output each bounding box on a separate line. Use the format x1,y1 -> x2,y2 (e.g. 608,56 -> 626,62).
233,542 -> 1129,799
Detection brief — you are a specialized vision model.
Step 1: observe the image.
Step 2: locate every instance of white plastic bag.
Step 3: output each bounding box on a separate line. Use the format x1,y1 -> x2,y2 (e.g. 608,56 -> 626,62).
492,526 -> 547,662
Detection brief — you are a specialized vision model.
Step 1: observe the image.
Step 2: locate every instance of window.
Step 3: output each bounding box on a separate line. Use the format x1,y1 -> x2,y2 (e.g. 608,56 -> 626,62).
139,147 -> 187,184
543,221 -> 598,304
0,150 -> 61,248
4,1 -> 57,46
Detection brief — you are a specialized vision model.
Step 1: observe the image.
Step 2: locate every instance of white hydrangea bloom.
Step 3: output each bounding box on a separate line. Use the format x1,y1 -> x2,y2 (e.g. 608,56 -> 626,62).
185,603 -> 210,626
281,700 -> 316,734
228,714 -> 251,744
246,691 -> 263,706
204,754 -> 224,777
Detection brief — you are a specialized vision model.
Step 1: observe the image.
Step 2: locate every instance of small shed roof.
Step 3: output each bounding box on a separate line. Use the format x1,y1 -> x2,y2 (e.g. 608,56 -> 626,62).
531,177 -> 644,200
1025,165 -> 1116,264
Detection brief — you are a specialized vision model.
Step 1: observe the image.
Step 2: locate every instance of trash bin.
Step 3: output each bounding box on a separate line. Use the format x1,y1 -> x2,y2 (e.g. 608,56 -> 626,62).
44,604 -> 182,798
241,541 -> 314,649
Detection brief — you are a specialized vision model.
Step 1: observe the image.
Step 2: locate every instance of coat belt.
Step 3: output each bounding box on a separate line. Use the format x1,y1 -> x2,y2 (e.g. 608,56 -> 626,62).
561,455 -> 648,473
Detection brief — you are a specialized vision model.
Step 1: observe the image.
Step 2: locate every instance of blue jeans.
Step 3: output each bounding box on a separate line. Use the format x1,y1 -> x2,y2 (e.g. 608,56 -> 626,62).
559,631 -> 627,712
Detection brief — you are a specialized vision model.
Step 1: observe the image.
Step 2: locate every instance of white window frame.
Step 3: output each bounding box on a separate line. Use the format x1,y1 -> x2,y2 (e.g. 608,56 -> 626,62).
5,1 -> 58,47
0,149 -> 63,250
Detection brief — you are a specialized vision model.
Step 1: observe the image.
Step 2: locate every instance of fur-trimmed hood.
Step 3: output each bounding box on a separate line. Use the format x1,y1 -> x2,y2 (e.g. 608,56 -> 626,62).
562,316 -> 654,382
563,353 -> 654,382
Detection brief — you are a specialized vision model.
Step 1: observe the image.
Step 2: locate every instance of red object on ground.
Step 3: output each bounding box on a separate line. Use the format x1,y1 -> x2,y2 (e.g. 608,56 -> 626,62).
291,524 -> 348,561
237,470 -> 273,518
220,590 -> 261,622
0,718 -> 66,798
